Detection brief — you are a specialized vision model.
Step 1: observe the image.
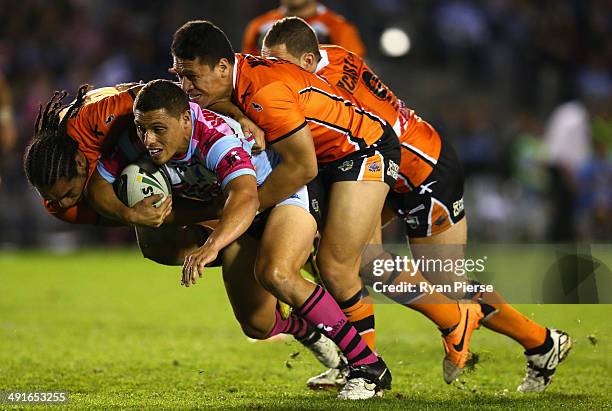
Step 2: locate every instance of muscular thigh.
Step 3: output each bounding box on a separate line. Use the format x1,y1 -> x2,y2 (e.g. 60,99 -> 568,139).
136,224 -> 206,266
222,233 -> 277,330
318,180 -> 389,299
256,205 -> 317,305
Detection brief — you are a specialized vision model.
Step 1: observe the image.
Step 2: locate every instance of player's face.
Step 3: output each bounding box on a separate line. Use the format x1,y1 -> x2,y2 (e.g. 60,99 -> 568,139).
134,108 -> 192,166
172,56 -> 232,109
262,44 -> 317,73
39,151 -> 88,209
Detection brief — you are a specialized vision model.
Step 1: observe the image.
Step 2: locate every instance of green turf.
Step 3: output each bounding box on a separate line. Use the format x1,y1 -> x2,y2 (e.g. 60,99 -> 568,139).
1,250 -> 611,409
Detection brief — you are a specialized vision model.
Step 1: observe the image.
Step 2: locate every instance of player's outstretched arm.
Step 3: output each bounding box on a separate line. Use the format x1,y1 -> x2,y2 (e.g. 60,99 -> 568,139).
181,174 -> 258,286
86,169 -> 172,227
257,125 -> 318,211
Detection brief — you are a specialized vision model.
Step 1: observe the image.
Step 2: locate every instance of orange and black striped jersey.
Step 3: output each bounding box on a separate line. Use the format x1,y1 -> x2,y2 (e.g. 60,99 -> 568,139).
43,87 -> 136,224
232,53 -> 386,164
242,4 -> 366,57
315,45 -> 442,192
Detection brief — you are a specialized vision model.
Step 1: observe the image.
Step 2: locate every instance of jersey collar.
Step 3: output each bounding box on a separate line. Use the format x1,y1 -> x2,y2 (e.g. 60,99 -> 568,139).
232,55 -> 239,90
315,49 -> 330,74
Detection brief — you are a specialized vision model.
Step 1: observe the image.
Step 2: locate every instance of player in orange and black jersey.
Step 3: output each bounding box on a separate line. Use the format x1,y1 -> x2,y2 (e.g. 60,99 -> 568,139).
172,20 -> 395,399
261,17 -> 571,393
23,84 -> 235,264
24,85 -> 154,225
242,0 -> 365,57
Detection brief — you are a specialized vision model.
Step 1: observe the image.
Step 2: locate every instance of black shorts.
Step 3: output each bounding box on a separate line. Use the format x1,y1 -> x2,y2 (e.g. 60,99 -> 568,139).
317,124 -> 401,190
386,137 -> 465,238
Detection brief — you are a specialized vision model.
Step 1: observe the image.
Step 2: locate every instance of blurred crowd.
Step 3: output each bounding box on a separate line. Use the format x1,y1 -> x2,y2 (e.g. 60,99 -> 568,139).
0,0 -> 610,248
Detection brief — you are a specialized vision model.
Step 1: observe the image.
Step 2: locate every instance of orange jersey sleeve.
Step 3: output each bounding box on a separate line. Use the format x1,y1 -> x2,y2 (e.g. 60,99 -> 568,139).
233,54 -> 386,163
246,82 -> 307,143
66,88 -> 136,154
42,88 -> 136,224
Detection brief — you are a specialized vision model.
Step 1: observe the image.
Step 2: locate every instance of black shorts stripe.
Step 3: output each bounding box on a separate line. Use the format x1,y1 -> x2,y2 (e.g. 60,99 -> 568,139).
338,289 -> 364,310
352,316 -> 375,333
401,144 -> 436,168
270,121 -> 308,145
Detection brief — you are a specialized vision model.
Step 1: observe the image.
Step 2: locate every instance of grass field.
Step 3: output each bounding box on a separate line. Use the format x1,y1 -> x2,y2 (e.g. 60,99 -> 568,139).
1,249 -> 611,409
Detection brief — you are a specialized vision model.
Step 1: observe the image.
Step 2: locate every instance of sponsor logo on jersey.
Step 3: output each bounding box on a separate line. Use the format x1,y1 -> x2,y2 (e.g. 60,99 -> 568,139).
406,215 -> 419,229
409,204 -> 425,214
251,102 -> 263,112
453,198 -> 464,217
311,199 -> 320,213
419,180 -> 437,195
226,150 -> 241,166
338,160 -> 354,172
104,114 -> 115,125
368,162 -> 381,173
387,160 -> 399,180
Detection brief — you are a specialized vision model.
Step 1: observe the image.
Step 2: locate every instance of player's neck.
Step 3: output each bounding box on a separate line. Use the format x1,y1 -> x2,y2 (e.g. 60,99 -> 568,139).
285,2 -> 318,19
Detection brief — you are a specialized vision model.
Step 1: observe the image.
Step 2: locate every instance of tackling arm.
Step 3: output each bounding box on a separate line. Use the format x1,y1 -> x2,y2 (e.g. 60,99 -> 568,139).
257,125 -> 318,211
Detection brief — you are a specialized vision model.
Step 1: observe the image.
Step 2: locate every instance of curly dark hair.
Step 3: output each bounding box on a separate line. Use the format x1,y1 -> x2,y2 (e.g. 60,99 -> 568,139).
23,84 -> 90,189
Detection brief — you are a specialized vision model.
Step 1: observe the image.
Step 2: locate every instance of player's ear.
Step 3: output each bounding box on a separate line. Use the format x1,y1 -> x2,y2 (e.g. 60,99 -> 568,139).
301,52 -> 317,72
216,58 -> 231,78
180,109 -> 191,128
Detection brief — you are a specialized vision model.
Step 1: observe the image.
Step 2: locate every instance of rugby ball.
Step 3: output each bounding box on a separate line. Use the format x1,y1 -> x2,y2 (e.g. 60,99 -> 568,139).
113,162 -> 170,207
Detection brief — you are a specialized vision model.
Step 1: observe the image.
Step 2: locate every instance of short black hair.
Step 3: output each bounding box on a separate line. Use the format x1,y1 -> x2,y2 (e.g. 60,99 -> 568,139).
172,20 -> 234,68
24,85 -> 89,189
263,17 -> 321,60
134,79 -> 190,118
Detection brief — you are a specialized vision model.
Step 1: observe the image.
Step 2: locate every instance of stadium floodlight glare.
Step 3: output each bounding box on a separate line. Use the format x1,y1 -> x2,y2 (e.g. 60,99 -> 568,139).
380,27 -> 411,57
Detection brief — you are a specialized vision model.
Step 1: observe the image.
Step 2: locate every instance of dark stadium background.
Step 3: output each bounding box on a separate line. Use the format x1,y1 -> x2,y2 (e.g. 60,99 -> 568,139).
0,0 -> 610,250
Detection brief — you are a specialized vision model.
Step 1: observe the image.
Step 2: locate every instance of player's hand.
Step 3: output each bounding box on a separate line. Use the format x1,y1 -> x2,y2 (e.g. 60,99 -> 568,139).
238,116 -> 265,154
181,241 -> 220,287
126,195 -> 172,227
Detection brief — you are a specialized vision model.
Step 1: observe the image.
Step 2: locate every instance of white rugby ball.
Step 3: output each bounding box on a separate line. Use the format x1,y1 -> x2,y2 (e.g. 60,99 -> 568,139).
114,163 -> 170,207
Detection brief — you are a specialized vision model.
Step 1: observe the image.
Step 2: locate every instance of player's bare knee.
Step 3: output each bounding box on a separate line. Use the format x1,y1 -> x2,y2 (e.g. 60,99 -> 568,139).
239,321 -> 270,340
317,247 -> 358,277
255,261 -> 294,295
